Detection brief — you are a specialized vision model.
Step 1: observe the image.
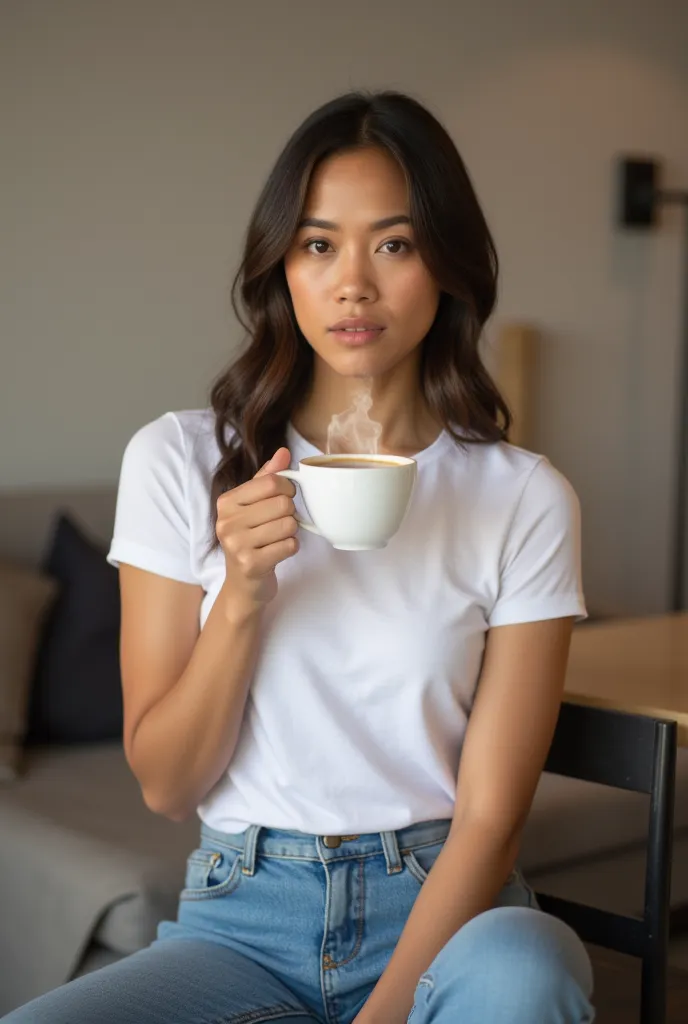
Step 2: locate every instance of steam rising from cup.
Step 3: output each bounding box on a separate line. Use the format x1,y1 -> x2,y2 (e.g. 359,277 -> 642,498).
326,380 -> 383,455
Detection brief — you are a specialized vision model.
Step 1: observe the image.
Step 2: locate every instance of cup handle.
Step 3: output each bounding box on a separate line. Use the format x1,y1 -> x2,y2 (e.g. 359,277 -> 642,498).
274,469 -> 322,536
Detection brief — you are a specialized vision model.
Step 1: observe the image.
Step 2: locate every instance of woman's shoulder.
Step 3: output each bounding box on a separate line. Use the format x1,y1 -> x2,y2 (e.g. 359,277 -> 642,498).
122,408 -> 220,470
110,409 -> 225,578
450,437 -> 579,520
454,435 -> 564,482
128,407 -> 215,443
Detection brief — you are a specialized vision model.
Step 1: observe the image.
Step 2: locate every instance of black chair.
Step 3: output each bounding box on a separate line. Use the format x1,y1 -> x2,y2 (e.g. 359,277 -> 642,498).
535,701 -> 677,1024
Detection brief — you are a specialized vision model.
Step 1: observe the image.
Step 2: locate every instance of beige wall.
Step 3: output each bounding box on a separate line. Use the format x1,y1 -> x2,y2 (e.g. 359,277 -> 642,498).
2,0 -> 687,615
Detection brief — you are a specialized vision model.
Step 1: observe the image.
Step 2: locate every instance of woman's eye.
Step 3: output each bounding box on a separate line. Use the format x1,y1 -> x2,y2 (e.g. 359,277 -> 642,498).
305,239 -> 332,255
380,239 -> 411,255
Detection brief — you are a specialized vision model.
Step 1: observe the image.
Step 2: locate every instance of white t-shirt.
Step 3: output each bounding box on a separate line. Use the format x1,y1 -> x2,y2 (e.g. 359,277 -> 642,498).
107,408 -> 586,834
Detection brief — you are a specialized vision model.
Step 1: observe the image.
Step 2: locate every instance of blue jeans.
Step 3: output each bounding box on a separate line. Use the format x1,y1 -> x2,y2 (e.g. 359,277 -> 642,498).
3,819 -> 595,1022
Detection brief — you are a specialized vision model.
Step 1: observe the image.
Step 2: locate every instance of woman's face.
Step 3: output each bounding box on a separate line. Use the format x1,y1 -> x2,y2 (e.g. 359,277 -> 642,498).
284,146 -> 440,380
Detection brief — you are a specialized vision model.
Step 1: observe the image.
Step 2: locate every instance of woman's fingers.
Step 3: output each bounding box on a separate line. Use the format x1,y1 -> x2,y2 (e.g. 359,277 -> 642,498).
214,449 -> 300,595
222,472 -> 295,511
238,493 -> 296,529
249,515 -> 299,549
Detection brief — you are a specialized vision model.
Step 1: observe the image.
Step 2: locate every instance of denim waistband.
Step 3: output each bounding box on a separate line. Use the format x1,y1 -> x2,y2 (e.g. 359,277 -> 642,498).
199,818 -> 452,877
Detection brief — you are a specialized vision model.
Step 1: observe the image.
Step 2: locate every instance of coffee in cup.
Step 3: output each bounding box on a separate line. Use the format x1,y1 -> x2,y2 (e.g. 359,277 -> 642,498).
315,457 -> 402,470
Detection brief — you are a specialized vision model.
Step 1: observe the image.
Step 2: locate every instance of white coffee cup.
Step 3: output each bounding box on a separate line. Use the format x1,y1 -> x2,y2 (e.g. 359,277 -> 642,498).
276,453 -> 417,551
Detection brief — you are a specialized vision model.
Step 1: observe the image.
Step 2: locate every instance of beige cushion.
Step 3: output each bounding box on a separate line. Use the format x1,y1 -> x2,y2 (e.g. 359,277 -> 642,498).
0,562 -> 57,779
521,746 -> 688,873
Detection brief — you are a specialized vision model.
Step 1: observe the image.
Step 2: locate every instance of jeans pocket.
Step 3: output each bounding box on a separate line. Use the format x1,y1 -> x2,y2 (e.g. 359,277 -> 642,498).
403,842 -> 539,912
494,865 -> 540,910
402,840 -> 446,885
181,846 -> 243,901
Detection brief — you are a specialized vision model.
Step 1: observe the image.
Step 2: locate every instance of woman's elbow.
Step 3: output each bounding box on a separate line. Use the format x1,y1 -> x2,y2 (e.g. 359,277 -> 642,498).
124,739 -> 194,821
141,786 -> 195,822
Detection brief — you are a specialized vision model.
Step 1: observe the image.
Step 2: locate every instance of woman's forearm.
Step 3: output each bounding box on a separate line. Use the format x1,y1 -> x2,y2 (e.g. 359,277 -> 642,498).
127,583 -> 264,819
358,821 -> 519,1024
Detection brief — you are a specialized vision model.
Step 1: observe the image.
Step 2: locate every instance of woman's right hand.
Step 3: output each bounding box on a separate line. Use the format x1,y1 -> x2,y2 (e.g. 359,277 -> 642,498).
215,448 -> 299,607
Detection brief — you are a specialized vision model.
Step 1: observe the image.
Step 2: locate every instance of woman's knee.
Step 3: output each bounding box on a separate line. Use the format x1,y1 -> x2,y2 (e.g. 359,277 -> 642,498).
419,907 -> 594,1020
441,907 -> 592,994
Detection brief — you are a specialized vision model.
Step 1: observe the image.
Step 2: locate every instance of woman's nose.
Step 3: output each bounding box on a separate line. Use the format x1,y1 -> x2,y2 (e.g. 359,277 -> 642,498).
335,254 -> 379,304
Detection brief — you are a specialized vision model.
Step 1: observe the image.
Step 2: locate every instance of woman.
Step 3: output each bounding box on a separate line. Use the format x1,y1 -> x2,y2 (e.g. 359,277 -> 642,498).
5,91 -> 595,1023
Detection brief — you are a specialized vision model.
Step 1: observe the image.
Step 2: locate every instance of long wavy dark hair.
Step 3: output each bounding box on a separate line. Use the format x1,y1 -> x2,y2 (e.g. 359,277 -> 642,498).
207,90 -> 509,551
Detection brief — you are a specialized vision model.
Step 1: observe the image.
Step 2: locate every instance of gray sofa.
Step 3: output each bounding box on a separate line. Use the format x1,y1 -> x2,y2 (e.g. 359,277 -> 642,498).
1,486 -> 687,1015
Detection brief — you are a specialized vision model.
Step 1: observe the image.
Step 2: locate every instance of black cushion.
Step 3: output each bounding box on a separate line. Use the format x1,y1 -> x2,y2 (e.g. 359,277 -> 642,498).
25,513 -> 123,744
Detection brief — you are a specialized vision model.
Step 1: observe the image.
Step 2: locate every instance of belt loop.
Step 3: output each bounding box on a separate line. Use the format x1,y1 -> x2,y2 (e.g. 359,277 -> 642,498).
381,829 -> 403,875
241,824 -> 261,876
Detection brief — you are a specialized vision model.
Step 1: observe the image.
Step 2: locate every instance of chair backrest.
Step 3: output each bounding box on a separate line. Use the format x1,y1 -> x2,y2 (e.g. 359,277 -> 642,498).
543,700 -> 670,792
535,701 -> 677,1024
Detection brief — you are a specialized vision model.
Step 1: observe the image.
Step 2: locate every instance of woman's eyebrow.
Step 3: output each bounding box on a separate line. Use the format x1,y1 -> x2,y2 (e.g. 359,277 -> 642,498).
298,215 -> 411,231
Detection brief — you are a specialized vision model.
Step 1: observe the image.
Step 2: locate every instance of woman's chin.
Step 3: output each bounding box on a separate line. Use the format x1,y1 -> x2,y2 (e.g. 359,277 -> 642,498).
316,347 -> 402,381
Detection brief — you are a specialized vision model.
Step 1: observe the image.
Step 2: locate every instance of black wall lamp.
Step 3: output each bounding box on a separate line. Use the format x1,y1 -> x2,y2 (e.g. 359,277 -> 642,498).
617,158 -> 688,612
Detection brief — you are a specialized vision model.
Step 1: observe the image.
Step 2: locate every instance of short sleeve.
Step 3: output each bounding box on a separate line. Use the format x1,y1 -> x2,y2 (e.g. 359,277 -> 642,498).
106,412 -> 198,584
488,459 -> 586,627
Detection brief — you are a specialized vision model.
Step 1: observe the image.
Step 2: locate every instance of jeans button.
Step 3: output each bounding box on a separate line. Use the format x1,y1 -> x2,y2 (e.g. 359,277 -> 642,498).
323,836 -> 342,848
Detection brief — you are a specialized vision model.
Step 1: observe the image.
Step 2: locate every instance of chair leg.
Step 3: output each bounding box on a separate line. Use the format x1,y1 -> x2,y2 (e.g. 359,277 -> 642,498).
640,721 -> 676,1024
640,950 -> 666,1024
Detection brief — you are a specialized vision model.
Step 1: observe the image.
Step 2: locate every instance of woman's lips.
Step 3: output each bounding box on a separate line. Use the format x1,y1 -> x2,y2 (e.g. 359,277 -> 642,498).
328,319 -> 386,346
329,327 -> 385,346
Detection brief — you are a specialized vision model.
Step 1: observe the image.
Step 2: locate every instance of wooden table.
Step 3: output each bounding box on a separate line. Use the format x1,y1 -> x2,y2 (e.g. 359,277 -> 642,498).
565,613 -> 688,746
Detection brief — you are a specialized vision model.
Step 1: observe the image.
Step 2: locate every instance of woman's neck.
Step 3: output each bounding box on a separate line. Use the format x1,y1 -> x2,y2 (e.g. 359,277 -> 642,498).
292,358 -> 442,458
